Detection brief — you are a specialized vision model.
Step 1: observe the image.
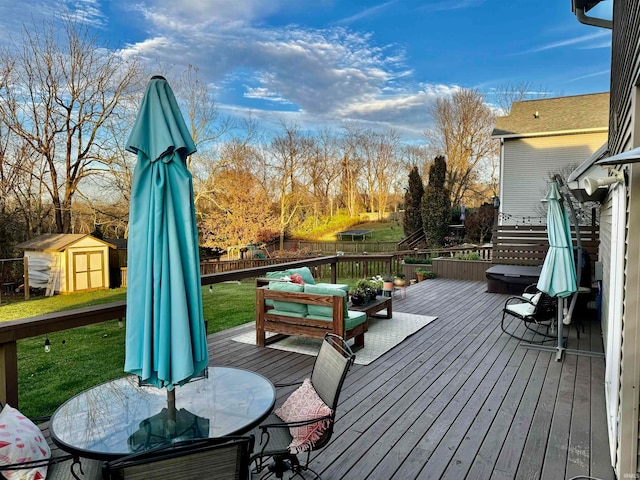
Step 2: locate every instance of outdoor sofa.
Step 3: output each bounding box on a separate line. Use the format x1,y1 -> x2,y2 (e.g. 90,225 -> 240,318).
255,267 -> 368,347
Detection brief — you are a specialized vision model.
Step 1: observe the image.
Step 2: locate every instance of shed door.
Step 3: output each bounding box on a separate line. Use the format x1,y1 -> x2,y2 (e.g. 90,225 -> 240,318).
73,251 -> 104,291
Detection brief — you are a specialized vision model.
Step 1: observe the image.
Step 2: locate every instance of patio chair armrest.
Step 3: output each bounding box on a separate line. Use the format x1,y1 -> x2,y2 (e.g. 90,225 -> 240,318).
0,453 -> 75,472
260,414 -> 333,431
274,381 -> 303,388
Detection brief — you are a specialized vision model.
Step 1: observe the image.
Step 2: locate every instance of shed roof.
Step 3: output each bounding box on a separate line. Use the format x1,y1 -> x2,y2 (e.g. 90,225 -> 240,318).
16,234 -> 115,251
492,92 -> 609,138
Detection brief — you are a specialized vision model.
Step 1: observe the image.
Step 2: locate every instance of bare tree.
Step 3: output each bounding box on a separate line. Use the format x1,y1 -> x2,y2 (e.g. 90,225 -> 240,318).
268,122 -> 313,249
493,81 -> 550,115
0,17 -> 143,233
339,126 -> 365,217
424,88 -> 499,208
192,119 -> 259,210
307,128 -> 342,217
372,130 -> 402,218
176,65 -> 235,169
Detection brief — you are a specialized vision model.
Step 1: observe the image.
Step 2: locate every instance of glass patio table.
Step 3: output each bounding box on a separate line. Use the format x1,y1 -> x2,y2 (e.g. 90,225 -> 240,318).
50,366 -> 275,460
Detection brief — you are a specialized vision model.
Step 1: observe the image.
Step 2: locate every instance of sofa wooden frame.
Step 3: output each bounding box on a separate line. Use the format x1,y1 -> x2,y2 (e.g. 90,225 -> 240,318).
255,287 -> 367,348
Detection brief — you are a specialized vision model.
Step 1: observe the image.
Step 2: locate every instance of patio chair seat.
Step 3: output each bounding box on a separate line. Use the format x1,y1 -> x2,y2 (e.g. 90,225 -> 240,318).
504,297 -> 538,317
501,285 -> 556,344
249,414 -> 293,456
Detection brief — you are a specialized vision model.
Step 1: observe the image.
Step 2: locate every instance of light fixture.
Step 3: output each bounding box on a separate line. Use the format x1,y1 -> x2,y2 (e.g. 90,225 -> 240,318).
493,196 -> 500,209
582,170 -> 625,196
44,336 -> 51,353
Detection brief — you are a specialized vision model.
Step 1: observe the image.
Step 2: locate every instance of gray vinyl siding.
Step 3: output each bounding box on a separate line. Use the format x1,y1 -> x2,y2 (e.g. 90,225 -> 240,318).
609,2 -> 640,476
501,132 -> 608,224
600,196 -> 612,353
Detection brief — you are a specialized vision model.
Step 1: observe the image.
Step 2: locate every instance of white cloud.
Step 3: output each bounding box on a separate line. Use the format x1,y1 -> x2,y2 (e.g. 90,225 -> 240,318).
518,30 -> 611,55
418,0 -> 485,13
0,0 -> 463,141
334,1 -> 398,26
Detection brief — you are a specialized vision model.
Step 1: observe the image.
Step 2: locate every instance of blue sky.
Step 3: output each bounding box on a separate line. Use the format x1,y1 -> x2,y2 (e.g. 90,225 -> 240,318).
0,0 -> 613,141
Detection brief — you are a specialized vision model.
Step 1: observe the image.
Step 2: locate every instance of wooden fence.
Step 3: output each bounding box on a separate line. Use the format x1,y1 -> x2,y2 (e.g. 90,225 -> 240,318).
492,224 -> 599,266
281,240 -> 400,254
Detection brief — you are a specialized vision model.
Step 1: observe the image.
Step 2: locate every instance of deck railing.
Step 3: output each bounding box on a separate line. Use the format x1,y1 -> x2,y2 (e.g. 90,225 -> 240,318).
0,255 -> 395,408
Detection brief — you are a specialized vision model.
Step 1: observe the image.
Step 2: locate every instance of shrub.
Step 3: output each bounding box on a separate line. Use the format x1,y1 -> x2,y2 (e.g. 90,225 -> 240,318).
403,256 -> 432,265
453,252 -> 482,261
421,156 -> 451,247
403,166 -> 424,236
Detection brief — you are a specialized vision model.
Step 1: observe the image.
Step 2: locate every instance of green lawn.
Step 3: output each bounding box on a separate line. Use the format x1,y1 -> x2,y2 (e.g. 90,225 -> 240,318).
5,282 -> 257,418
319,219 -> 404,242
4,275 -> 363,418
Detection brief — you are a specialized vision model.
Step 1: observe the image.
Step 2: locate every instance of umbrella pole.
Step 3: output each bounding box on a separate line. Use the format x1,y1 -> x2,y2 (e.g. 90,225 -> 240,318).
555,298 -> 565,361
167,389 -> 177,436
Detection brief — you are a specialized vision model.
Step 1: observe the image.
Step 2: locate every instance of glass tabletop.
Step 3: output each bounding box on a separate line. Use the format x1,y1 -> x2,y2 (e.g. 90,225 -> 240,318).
50,367 -> 275,460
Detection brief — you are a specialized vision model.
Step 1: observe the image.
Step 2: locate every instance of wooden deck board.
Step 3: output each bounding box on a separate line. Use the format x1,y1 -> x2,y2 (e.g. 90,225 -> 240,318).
216,278 -> 617,479
43,278 -> 613,480
206,278 -> 614,480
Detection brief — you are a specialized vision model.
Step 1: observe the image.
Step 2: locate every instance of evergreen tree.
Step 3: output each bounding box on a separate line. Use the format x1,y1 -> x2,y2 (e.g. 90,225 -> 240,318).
421,156 -> 451,246
403,166 -> 425,236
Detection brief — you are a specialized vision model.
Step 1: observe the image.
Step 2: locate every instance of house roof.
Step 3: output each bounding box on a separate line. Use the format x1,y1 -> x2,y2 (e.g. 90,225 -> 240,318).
572,0 -> 603,13
16,234 -> 115,251
105,238 -> 128,250
492,92 -> 609,138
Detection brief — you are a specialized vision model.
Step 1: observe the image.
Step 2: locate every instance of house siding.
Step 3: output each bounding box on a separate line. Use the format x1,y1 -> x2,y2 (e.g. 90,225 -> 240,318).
600,197 -> 613,352
501,132 -> 608,224
608,1 -> 640,477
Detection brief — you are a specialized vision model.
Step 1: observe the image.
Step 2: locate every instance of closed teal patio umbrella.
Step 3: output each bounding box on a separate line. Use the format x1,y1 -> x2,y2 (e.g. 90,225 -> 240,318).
535,181 -> 578,361
537,181 -> 577,298
124,76 -> 209,390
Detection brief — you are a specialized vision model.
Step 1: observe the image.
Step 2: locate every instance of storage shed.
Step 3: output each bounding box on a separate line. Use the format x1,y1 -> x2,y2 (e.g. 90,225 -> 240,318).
16,234 -> 115,293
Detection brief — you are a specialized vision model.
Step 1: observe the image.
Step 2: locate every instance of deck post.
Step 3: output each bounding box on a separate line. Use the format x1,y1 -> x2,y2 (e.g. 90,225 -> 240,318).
0,341 -> 18,407
331,260 -> 337,284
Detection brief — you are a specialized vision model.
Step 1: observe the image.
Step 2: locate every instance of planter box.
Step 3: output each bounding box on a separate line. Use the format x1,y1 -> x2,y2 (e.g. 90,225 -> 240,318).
431,258 -> 491,282
402,263 -> 433,281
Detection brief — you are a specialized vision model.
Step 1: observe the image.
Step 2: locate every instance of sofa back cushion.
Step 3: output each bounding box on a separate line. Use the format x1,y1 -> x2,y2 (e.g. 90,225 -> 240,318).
265,267 -> 315,285
265,270 -> 288,280
269,281 -> 307,315
286,267 -> 315,285
304,284 -> 348,319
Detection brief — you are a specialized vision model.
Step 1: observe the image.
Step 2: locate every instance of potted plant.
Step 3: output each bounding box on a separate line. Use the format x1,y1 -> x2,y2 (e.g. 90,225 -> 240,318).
401,255 -> 433,280
415,268 -> 428,282
349,287 -> 367,306
393,272 -> 406,287
356,279 -> 377,301
369,275 -> 384,296
382,276 -> 394,293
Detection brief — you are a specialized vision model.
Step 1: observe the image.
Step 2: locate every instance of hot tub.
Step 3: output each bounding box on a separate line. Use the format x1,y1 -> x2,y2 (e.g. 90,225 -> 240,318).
486,265 -> 542,295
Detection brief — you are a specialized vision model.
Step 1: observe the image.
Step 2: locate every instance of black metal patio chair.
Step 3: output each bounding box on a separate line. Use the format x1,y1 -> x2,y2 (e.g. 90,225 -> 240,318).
500,284 -> 558,343
102,436 -> 254,480
251,333 -> 356,480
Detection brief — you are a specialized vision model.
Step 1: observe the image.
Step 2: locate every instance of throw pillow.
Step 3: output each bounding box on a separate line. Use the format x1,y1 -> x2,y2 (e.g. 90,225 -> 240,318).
289,273 -> 305,285
0,404 -> 50,480
274,378 -> 333,454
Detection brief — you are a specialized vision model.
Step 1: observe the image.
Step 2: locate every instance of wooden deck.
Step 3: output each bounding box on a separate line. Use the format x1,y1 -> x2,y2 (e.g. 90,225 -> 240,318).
210,278 -> 614,480
43,277 -> 615,480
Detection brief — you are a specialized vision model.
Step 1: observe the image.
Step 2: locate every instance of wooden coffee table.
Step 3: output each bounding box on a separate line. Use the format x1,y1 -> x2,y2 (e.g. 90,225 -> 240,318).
349,296 -> 392,319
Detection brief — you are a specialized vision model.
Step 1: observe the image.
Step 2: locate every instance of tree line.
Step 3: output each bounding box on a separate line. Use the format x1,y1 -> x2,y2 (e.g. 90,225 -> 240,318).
0,18 -> 501,257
